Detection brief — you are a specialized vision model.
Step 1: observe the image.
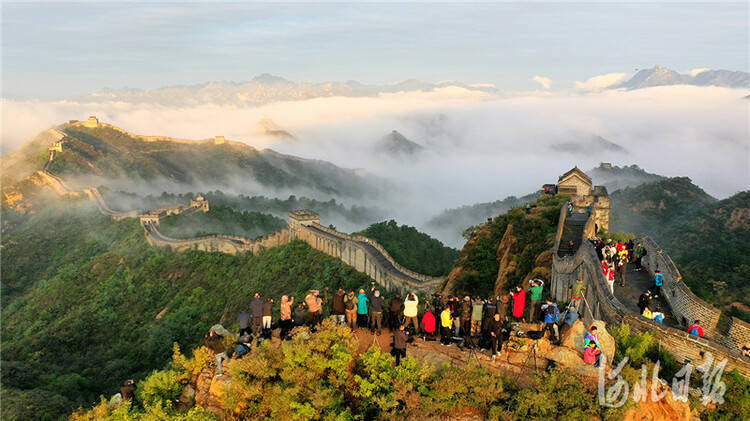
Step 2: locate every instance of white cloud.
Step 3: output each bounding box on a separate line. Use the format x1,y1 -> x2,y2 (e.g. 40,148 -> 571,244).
2,85 -> 747,246
532,75 -> 551,90
574,73 -> 628,91
689,68 -> 711,77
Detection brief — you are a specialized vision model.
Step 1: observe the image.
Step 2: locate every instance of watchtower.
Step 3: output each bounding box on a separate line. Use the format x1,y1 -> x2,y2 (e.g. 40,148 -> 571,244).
84,116 -> 99,128
190,195 -> 210,212
289,210 -> 320,237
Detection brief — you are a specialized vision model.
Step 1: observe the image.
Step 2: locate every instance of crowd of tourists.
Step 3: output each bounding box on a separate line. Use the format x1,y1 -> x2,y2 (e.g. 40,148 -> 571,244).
590,236 -> 709,338
201,276 -> 616,378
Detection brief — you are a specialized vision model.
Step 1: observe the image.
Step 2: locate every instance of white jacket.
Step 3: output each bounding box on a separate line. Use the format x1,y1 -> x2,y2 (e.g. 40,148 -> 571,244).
403,296 -> 419,317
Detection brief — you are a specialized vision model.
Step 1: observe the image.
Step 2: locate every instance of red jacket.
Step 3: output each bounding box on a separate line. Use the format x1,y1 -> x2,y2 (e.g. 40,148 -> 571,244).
688,323 -> 704,337
422,311 -> 436,333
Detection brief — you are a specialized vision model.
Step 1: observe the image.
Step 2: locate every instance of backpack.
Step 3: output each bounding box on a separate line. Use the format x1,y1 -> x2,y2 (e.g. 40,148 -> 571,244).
689,326 -> 699,336
551,306 -> 561,323
345,296 -> 355,310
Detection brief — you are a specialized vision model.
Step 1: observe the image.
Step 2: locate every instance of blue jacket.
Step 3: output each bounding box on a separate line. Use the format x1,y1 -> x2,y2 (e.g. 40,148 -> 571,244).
542,303 -> 560,323
655,273 -> 664,286
357,293 -> 369,314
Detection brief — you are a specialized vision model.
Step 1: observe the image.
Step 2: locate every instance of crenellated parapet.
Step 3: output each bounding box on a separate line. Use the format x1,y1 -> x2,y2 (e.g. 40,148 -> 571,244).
289,210 -> 445,293
550,203 -> 750,377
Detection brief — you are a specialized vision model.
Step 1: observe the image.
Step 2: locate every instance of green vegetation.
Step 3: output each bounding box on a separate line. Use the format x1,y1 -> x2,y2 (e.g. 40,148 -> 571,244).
452,195 -> 569,296
101,190 -> 383,229
41,124 -> 380,199
71,321 -> 622,421
1,200 -> 372,421
158,205 -> 286,239
357,220 -> 459,276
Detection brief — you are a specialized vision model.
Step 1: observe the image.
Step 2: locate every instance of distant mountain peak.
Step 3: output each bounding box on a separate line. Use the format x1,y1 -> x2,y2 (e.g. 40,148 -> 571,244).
251,73 -> 293,84
616,65 -> 749,90
375,130 -> 424,157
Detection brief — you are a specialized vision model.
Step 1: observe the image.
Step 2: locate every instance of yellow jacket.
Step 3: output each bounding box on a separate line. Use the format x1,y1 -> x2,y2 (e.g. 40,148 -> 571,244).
440,309 -> 453,328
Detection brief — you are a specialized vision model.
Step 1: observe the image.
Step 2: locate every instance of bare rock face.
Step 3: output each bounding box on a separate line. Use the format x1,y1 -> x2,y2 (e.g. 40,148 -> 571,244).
623,382 -> 697,421
561,320 -> 586,351
546,346 -> 584,369
560,319 -> 616,366
493,224 -> 518,295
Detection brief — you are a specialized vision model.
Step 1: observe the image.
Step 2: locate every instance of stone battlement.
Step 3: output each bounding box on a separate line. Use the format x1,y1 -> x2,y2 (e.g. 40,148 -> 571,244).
289,214 -> 444,293
550,204 -> 750,377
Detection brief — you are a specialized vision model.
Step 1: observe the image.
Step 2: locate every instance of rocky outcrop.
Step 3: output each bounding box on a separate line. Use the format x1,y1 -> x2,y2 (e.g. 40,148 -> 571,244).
623,382 -> 697,421
493,224 -> 518,295
560,320 -> 616,365
442,225 -> 492,295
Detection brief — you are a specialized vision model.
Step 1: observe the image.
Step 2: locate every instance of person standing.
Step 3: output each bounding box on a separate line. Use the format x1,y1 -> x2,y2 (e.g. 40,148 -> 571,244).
489,313 -> 506,360
279,295 -> 294,340
250,293 -> 264,337
569,279 -> 586,312
262,298 -> 274,331
344,290 -> 358,330
498,294 -> 510,319
510,286 -> 526,321
606,268 -> 615,294
541,300 -> 560,344
331,288 -> 346,326
356,289 -> 369,329
634,243 -> 647,270
392,324 -> 408,366
616,258 -> 627,287
237,308 -> 251,337
440,305 -> 453,346
460,296 -> 472,337
403,293 -> 420,334
294,302 -> 307,327
653,270 -> 664,298
369,289 -> 385,335
205,329 -> 229,377
470,297 -> 484,338
528,279 -> 544,323
305,290 -> 323,327
388,293 -> 403,329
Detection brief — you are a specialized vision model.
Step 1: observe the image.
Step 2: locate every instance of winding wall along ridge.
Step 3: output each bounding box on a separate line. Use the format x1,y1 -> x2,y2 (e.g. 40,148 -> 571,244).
550,205 -> 750,377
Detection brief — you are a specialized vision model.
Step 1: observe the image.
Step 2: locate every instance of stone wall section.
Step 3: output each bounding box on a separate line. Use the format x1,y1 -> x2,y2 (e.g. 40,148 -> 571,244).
550,205 -> 750,377
290,218 -> 444,293
639,235 -> 721,336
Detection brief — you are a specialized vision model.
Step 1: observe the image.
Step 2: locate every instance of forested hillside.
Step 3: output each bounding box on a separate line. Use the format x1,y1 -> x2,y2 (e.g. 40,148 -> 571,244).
0,200 -> 372,420
357,220 -> 459,276
446,195 -> 568,296
101,190 -> 383,234
158,205 -> 286,239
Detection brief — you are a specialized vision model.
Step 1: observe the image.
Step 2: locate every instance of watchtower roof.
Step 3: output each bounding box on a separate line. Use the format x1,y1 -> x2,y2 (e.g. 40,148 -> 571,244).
289,210 -> 320,220
558,167 -> 592,184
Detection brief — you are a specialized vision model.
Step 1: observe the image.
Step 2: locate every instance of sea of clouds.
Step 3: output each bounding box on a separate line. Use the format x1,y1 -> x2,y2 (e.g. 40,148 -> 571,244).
2,85 -> 748,238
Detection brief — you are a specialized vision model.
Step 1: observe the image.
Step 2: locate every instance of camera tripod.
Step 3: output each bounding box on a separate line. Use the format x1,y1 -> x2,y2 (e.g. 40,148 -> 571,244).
522,339 -> 540,371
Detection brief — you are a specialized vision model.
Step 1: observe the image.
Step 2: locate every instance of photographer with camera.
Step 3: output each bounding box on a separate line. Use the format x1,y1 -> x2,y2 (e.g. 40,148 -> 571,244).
403,292 -> 420,334
392,324 -> 409,366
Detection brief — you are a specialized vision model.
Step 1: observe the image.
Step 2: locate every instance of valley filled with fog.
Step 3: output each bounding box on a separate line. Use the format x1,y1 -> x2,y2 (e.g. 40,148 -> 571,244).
2,84 -> 747,246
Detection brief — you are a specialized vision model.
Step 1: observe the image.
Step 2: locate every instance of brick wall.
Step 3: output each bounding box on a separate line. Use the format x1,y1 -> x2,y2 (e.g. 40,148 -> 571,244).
639,236 -> 722,337
551,205 -> 750,377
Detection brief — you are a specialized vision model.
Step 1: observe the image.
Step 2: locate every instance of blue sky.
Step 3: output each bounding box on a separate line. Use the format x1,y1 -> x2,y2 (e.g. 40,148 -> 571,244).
2,1 -> 747,98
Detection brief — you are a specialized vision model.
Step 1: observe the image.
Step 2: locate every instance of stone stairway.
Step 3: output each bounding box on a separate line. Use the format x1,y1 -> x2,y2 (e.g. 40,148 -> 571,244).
557,213 -> 588,257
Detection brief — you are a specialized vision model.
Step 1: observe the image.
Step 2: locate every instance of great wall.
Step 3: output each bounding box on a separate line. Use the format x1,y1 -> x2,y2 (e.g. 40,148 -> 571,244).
35,119 -> 750,375
549,199 -> 750,377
